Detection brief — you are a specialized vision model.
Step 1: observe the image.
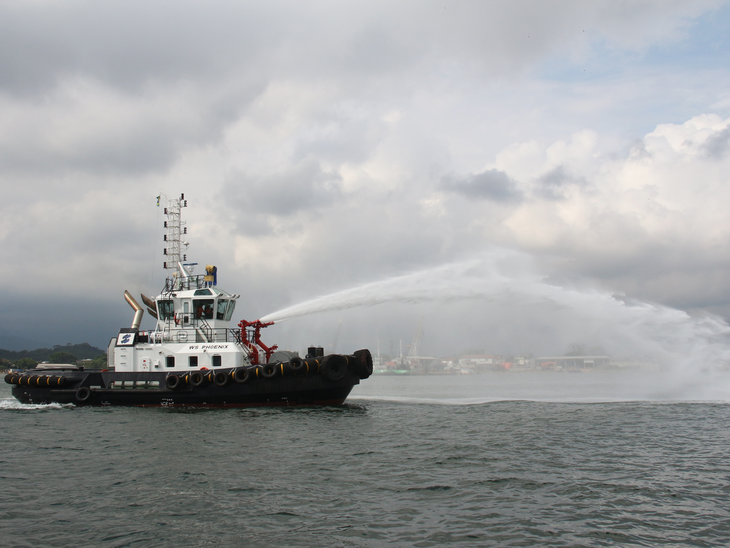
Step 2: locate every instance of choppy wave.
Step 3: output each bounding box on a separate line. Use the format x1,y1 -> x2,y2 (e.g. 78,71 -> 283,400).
2,399 -> 730,547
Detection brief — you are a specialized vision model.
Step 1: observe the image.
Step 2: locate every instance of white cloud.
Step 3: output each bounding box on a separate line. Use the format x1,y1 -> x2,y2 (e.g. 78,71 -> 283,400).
1,0 -> 730,352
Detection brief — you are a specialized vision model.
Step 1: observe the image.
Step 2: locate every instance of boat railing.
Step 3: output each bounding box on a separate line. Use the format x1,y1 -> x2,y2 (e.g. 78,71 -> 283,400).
197,318 -> 213,342
162,274 -> 208,293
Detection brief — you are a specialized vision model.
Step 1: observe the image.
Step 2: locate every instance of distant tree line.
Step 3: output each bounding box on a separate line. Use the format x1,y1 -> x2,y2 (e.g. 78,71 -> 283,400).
0,343 -> 106,370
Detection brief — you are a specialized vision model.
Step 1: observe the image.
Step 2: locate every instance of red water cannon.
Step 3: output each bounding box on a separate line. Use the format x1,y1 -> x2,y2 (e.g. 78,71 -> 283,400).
238,319 -> 278,365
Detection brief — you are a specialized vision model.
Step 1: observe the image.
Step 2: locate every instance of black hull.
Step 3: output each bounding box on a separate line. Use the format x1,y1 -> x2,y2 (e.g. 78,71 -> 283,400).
10,370 -> 360,408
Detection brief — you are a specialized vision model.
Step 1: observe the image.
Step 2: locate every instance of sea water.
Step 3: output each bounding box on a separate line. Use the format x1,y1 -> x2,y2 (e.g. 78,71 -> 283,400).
2,375 -> 730,548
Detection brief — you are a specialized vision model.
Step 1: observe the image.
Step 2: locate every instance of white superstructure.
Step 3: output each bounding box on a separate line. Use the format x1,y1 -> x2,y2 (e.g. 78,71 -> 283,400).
111,194 -> 253,374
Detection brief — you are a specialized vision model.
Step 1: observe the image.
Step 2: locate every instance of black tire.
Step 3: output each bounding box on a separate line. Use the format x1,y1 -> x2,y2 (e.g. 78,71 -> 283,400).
233,367 -> 252,383
214,371 -> 229,386
166,374 -> 181,390
289,357 -> 306,374
190,371 -> 206,387
352,349 -> 374,379
75,387 -> 92,403
303,358 -> 320,374
321,355 -> 347,381
262,363 -> 280,378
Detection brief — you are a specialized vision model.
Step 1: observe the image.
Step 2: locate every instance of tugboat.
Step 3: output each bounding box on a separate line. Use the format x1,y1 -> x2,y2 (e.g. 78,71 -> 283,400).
6,194 -> 372,407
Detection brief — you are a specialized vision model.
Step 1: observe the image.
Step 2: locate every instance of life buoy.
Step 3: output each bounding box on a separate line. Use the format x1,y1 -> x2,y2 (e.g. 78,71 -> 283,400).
75,387 -> 92,403
174,314 -> 180,326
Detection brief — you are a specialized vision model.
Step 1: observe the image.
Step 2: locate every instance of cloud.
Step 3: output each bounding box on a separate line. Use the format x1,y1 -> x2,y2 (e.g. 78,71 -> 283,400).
1,0 -> 730,355
702,125 -> 730,159
441,169 -> 523,202
222,158 -> 342,226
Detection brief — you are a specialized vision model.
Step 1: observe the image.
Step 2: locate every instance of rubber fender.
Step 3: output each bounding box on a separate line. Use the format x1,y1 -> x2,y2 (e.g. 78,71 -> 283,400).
205,371 -> 216,384
261,362 -> 279,378
213,371 -> 229,386
5,373 -> 18,385
165,374 -> 181,390
288,357 -> 306,374
352,349 -> 374,379
321,354 -> 347,381
303,358 -> 320,375
190,371 -> 206,387
233,367 -> 252,383
75,387 -> 92,403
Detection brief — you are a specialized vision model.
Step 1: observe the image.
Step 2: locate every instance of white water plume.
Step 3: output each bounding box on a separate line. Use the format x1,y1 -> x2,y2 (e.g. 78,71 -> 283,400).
0,398 -> 68,410
262,250 -> 730,371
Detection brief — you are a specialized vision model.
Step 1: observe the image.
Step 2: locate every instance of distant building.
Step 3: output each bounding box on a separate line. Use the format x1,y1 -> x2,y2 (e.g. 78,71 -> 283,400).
458,355 -> 502,367
535,355 -> 611,370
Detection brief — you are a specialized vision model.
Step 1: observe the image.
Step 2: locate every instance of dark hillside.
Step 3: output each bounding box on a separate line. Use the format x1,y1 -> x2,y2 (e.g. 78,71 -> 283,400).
0,343 -> 105,362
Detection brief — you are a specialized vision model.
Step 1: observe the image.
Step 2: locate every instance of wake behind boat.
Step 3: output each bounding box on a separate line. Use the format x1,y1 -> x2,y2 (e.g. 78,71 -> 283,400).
6,194 -> 372,407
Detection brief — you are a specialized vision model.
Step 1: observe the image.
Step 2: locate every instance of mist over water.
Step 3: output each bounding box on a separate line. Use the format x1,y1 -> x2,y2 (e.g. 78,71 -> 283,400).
261,250 -> 730,375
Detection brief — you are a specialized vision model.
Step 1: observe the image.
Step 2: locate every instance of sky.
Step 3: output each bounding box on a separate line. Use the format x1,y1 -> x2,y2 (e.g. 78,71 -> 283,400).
2,0 -> 730,361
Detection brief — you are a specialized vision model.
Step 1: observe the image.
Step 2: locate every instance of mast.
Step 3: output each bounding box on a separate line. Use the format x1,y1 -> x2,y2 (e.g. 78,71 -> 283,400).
162,193 -> 189,278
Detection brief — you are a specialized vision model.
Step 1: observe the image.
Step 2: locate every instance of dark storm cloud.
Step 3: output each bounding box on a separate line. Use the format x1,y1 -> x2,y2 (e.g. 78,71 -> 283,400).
0,78 -> 262,176
0,1 -> 266,94
221,159 -> 344,234
0,0 -> 699,96
441,169 -> 523,203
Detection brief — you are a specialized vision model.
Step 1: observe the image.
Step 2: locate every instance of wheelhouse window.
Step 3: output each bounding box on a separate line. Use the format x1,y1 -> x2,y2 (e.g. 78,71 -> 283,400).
189,356 -> 198,367
166,356 -> 175,368
216,300 -> 227,320
225,300 -> 235,321
158,300 -> 174,320
193,299 -> 214,320
212,355 -> 222,367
